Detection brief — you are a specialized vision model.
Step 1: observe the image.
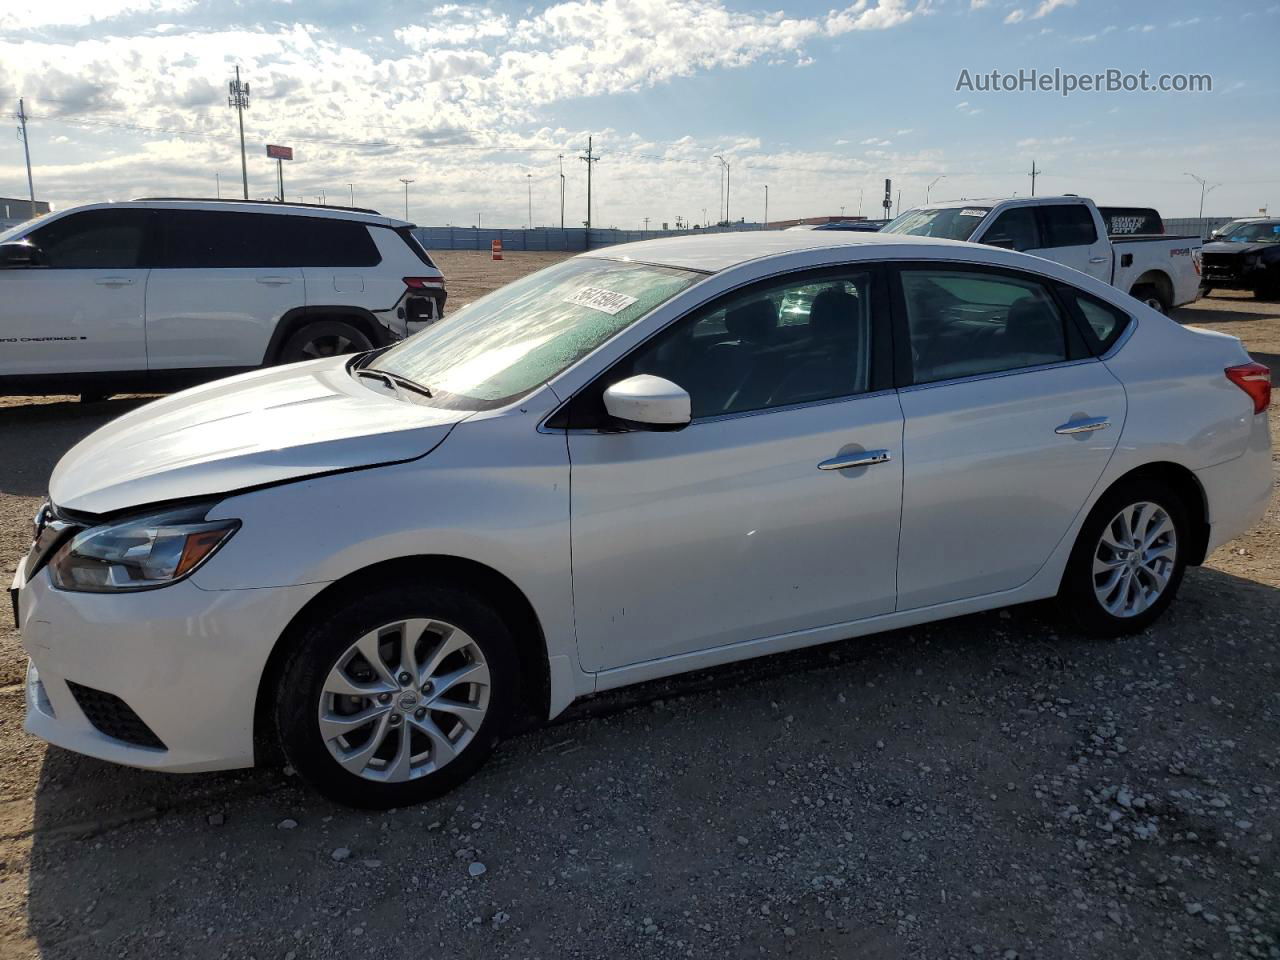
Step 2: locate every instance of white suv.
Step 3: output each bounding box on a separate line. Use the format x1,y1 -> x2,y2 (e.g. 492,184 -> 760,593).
0,199 -> 446,398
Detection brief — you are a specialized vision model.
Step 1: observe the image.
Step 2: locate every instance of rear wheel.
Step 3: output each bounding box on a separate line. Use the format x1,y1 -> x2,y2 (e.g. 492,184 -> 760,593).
278,320 -> 373,365
274,578 -> 518,808
1058,479 -> 1188,636
1131,283 -> 1169,314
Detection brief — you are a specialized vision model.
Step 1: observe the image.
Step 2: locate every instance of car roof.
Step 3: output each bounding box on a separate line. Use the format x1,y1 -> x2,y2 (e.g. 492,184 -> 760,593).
585,229 -> 989,274
920,195 -> 1091,210
54,199 -> 409,228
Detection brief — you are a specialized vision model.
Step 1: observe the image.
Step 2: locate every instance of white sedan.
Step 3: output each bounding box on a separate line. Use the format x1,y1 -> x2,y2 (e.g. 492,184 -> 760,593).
13,231 -> 1273,807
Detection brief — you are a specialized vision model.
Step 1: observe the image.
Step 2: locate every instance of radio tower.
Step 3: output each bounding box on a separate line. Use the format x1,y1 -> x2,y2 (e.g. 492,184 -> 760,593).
227,66 -> 250,199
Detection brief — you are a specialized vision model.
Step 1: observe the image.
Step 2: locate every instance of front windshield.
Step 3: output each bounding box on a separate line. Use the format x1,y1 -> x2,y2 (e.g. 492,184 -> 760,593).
1222,222 -> 1280,244
881,206 -> 991,241
371,256 -> 701,408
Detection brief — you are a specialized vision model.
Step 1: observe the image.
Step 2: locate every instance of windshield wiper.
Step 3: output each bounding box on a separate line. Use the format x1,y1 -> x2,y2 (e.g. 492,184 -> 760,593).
354,368 -> 433,398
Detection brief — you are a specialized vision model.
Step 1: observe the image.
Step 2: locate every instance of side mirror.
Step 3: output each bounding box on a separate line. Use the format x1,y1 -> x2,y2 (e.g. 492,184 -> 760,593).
602,375 -> 691,431
0,240 -> 41,268
983,236 -> 1016,250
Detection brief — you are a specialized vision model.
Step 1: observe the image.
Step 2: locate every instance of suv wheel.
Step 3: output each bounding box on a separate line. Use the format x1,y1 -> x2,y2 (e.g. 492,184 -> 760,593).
274,578 -> 518,808
278,320 -> 373,364
1058,480 -> 1188,637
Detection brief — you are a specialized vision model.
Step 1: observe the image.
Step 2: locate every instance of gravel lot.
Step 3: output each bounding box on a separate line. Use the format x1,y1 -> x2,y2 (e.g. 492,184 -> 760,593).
0,253 -> 1277,960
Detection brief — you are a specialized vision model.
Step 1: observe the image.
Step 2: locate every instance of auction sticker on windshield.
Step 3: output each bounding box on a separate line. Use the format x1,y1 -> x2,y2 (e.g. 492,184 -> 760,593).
960,209 -> 987,217
563,286 -> 639,315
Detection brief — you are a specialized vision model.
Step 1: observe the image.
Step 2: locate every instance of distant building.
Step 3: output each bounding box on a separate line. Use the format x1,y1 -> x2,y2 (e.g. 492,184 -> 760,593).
1,197 -> 51,231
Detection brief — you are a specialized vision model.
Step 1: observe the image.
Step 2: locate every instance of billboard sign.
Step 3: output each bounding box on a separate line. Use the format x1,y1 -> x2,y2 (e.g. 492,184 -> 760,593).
266,144 -> 293,161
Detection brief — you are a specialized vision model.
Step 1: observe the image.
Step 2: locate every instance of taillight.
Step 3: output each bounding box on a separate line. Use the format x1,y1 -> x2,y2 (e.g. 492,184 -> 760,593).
404,276 -> 444,289
1225,362 -> 1271,414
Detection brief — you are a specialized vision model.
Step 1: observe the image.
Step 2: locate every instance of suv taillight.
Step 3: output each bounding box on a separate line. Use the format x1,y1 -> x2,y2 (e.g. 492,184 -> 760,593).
1225,362 -> 1271,414
404,276 -> 443,289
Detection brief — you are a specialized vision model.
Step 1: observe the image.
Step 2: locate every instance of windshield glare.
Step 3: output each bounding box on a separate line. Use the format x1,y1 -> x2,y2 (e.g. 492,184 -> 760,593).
371,257 -> 701,408
1222,223 -> 1280,244
881,207 -> 991,241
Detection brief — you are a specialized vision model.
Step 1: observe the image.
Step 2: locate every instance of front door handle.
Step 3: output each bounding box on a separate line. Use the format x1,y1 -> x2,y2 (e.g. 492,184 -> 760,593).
94,276 -> 134,286
1088,256 -> 1108,264
256,275 -> 293,285
1055,416 -> 1111,435
817,449 -> 892,471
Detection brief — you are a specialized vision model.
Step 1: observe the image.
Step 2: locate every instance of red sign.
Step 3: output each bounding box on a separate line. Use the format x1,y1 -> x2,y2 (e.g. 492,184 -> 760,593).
266,144 -> 293,160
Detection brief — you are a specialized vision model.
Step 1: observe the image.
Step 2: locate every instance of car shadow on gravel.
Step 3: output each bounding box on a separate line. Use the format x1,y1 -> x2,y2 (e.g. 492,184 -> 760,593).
21,563 -> 1280,960
0,397 -> 156,498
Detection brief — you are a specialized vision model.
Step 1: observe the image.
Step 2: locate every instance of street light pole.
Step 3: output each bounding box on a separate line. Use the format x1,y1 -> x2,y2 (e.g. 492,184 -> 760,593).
558,154 -> 565,229
348,183 -> 354,206
527,173 -> 533,229
926,175 -> 945,203
1184,172 -> 1221,219
763,185 -> 768,229
399,178 -> 414,220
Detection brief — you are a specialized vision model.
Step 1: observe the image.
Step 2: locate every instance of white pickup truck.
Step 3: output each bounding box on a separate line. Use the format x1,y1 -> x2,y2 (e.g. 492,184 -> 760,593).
881,196 -> 1201,313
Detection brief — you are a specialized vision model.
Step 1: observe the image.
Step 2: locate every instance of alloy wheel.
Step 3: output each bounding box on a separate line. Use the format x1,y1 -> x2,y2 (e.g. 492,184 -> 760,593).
301,334 -> 356,358
317,618 -> 491,782
1092,501 -> 1178,618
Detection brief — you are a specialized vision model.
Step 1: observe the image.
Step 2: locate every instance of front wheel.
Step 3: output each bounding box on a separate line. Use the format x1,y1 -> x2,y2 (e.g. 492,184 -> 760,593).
274,579 -> 518,808
1058,480 -> 1188,637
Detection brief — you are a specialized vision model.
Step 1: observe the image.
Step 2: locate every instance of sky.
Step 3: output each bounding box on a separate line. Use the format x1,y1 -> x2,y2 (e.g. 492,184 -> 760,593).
0,0 -> 1277,227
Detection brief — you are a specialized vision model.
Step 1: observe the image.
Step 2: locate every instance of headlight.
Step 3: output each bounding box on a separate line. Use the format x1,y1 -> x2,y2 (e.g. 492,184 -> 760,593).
48,504 -> 239,593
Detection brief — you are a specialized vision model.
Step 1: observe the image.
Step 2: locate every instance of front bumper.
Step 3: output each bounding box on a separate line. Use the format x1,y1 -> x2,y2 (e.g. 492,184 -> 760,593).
15,557 -> 327,773
1200,257 -> 1267,289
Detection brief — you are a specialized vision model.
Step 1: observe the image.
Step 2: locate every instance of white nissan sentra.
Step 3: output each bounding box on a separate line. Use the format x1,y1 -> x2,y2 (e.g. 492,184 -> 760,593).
13,231 -> 1273,807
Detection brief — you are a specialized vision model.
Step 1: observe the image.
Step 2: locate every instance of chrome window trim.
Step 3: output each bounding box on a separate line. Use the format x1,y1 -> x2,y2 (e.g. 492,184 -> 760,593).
1100,314 -> 1137,360
898,357 -> 1099,394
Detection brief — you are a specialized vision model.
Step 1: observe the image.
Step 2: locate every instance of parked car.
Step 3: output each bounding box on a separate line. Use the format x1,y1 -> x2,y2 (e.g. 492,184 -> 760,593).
1097,206 -> 1164,237
1208,217 -> 1266,243
14,230 -> 1271,807
882,196 -> 1201,313
813,219 -> 890,232
1199,218 -> 1280,299
0,199 -> 446,399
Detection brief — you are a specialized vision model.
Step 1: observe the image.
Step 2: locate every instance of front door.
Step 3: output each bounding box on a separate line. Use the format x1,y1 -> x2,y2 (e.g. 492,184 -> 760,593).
1,208 -> 151,377
566,267 -> 903,672
893,264 -> 1125,610
1033,203 -> 1111,283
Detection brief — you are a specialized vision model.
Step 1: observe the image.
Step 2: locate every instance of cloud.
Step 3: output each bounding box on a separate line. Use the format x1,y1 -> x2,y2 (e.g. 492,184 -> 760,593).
1004,9 -> 1025,24
0,0 -> 194,29
1031,0 -> 1075,17
826,0 -> 919,34
861,137 -> 892,145
1170,17 -> 1202,27
1016,135 -> 1075,147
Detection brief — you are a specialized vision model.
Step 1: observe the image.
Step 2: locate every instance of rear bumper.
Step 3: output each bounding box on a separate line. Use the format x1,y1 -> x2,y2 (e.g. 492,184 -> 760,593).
1196,411 -> 1274,555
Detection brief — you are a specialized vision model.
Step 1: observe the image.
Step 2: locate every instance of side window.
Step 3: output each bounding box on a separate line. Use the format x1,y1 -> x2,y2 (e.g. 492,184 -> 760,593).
900,268 -> 1068,385
156,211 -> 275,268
983,207 -> 1041,252
1059,287 -> 1131,353
1041,205 -> 1098,247
28,209 -> 150,268
273,217 -> 381,267
617,271 -> 877,420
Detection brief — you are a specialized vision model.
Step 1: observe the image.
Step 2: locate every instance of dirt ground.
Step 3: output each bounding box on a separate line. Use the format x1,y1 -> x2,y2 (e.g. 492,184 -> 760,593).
0,253 -> 1277,960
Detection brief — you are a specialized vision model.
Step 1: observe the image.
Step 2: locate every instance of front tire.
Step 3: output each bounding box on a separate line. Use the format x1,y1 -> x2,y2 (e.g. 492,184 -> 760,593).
1058,480 -> 1188,637
277,320 -> 373,365
274,578 -> 518,808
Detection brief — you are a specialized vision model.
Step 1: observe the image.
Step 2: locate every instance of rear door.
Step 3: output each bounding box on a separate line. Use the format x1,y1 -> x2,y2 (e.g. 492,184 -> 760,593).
282,217 -> 385,310
892,263 -> 1125,610
1034,203 -> 1111,282
1,208 -> 151,376
144,210 -> 302,371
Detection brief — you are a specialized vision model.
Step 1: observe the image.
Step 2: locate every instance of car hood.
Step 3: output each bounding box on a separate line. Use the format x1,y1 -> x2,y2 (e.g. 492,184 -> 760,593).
50,358 -> 468,515
1201,241 -> 1276,257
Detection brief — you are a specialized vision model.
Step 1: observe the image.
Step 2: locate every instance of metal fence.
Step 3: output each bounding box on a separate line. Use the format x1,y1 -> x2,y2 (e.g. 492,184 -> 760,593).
413,224 -> 764,253
1164,217 -> 1234,239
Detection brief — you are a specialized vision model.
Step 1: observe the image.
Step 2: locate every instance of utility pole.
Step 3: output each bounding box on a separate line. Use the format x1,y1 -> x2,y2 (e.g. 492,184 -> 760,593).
714,154 -> 731,223
558,154 -> 566,229
896,189 -> 901,217
215,172 -> 221,199
1029,159 -> 1039,197
227,66 -> 250,199
579,136 -> 599,230
857,187 -> 863,216
399,177 -> 414,220
763,185 -> 768,229
16,98 -> 35,202
526,173 -> 533,228
643,217 -> 650,231
1184,172 -> 1220,218
348,183 -> 354,206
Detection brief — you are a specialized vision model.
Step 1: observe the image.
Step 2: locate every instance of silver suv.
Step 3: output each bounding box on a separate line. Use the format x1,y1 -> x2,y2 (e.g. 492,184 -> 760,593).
0,199 -> 446,398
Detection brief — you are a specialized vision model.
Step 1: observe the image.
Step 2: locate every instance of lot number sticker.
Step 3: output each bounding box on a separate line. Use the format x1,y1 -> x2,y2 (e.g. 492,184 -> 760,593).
959,208 -> 987,217
564,286 -> 639,315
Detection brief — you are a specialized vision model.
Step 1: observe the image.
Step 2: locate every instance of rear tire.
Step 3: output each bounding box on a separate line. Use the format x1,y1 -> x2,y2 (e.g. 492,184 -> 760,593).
274,578 -> 518,809
277,320 -> 373,365
1131,283 -> 1169,314
1058,479 -> 1188,637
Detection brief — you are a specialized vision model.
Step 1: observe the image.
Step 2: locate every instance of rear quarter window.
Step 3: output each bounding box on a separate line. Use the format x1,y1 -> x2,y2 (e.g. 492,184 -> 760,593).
1058,286 -> 1131,354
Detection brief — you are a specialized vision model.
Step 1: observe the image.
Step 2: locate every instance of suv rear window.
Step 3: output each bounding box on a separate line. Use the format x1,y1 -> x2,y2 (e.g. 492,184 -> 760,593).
154,210 -> 380,268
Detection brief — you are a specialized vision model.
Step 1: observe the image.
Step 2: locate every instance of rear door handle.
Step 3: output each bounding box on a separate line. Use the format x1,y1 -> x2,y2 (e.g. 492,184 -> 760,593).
817,449 -> 892,471
1055,416 -> 1110,435
256,276 -> 293,285
94,276 -> 134,286
1088,256 -> 1108,264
